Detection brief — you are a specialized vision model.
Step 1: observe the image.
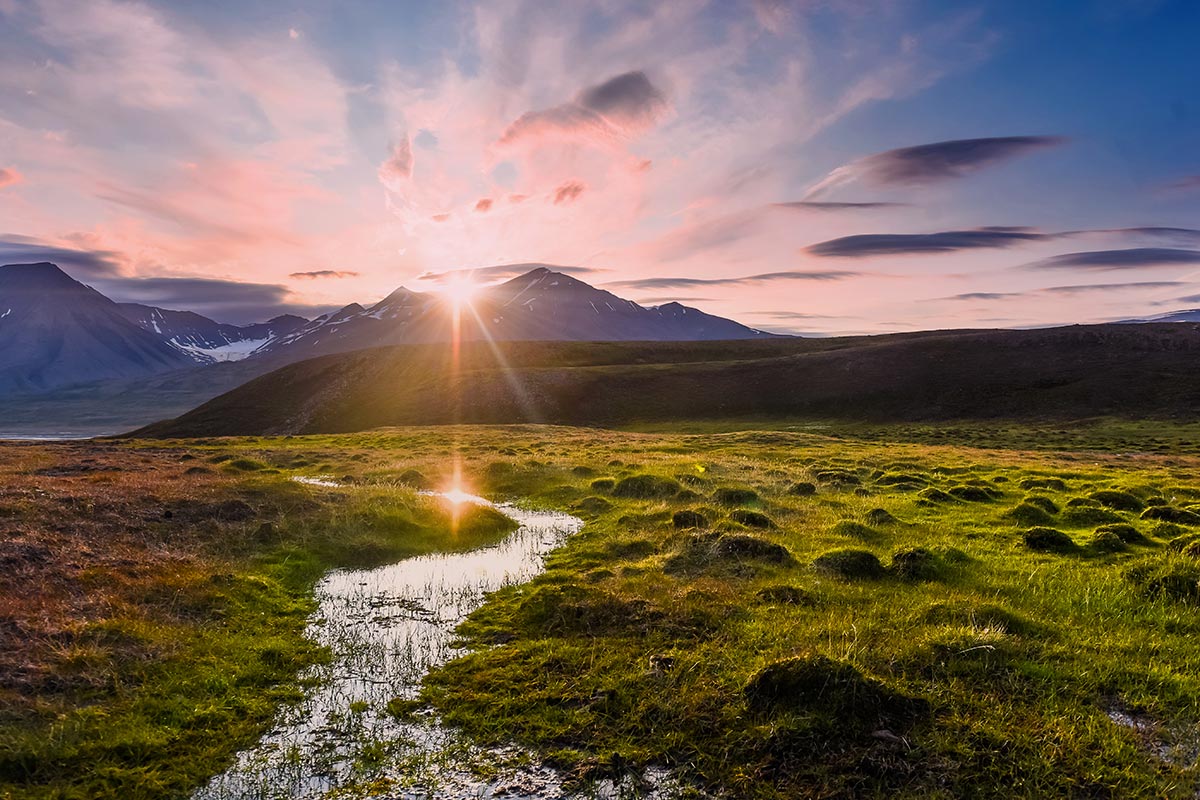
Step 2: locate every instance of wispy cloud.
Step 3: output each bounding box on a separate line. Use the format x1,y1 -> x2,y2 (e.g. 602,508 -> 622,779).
1163,175 -> 1200,192
943,281 -> 1187,300
609,270 -> 862,290
416,263 -> 604,285
289,270 -> 360,280
377,135 -> 414,190
806,136 -> 1067,197
0,167 -> 21,189
1026,248 -> 1200,271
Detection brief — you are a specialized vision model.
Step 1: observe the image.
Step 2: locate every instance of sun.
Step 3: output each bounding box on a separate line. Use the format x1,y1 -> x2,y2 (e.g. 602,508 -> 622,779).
440,275 -> 480,309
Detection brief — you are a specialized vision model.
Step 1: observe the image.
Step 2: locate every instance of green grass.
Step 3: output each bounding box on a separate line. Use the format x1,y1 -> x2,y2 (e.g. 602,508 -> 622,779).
11,421 -> 1200,797
0,471 -> 515,800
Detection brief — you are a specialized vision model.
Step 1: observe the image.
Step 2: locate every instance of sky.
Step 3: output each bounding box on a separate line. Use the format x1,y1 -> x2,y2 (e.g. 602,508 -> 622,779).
0,0 -> 1198,331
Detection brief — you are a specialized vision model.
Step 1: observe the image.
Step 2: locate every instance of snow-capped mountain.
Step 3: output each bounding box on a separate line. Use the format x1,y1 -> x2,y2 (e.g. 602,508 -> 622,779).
261,267 -> 773,359
115,303 -> 307,362
0,261 -> 773,395
0,262 -> 196,392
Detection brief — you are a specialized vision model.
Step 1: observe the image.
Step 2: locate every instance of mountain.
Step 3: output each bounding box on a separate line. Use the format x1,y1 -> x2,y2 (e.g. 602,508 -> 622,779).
1120,308 -> 1200,324
114,303 -> 307,362
0,262 -> 197,393
135,322 -> 1200,437
260,267 -> 772,361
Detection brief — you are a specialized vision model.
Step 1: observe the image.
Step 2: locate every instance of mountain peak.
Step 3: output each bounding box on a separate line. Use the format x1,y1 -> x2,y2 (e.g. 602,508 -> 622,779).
0,261 -> 84,291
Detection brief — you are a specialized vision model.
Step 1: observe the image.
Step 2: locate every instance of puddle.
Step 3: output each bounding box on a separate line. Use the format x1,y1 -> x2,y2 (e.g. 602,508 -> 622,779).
1106,705 -> 1200,769
194,492 -> 697,799
291,475 -> 344,488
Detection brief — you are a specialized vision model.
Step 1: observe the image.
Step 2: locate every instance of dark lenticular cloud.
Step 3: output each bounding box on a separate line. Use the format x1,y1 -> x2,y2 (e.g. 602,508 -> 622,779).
610,270 -> 861,290
499,70 -> 668,146
90,276 -> 331,324
1028,248 -> 1200,270
577,71 -> 666,124
0,237 -> 123,276
1042,281 -> 1186,294
947,291 -> 1024,301
808,227 -> 1048,257
289,270 -> 360,280
772,201 -> 906,211
807,135 -> 1067,196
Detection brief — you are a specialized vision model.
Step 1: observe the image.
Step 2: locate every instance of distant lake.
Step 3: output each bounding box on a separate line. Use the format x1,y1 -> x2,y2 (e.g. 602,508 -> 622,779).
0,433 -> 107,441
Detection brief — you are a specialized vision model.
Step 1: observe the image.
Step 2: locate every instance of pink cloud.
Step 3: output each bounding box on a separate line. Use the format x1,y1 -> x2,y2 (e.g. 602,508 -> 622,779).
552,180 -> 586,205
0,167 -> 22,189
377,135 -> 414,190
474,198 -> 493,212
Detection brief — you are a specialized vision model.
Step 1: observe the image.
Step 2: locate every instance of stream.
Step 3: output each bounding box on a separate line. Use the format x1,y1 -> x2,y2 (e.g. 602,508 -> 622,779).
193,490 -> 688,799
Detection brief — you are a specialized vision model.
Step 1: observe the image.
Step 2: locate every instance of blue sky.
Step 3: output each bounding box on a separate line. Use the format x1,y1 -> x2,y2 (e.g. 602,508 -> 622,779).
0,0 -> 1197,329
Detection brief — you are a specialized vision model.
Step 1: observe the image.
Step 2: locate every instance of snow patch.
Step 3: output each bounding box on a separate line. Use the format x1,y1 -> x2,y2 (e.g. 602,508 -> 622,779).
172,336 -> 272,363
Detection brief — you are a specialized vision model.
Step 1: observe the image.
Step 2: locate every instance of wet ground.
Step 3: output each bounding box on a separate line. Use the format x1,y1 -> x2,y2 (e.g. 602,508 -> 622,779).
194,492 -> 697,799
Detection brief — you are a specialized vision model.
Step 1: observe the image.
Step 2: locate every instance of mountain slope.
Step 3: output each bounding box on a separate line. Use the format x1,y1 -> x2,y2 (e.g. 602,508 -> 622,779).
0,263 -> 197,393
135,323 -> 1200,437
114,303 -> 308,362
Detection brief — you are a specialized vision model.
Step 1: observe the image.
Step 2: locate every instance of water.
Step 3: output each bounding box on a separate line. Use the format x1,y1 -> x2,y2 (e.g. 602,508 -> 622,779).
193,493 -> 689,799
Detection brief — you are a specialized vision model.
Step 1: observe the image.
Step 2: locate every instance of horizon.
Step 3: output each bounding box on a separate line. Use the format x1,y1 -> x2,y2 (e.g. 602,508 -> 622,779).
1,1 -> 1198,332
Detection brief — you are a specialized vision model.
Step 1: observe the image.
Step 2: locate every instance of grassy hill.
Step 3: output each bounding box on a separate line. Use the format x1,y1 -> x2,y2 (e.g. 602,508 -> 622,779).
135,323 -> 1200,437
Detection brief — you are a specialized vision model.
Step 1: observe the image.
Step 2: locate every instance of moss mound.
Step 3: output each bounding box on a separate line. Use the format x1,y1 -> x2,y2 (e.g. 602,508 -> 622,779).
664,533 -> 793,574
1089,490 -> 1145,512
755,585 -> 817,606
672,509 -> 709,529
1019,477 -> 1067,491
890,547 -> 943,581
1088,530 -> 1127,553
1094,523 -> 1150,546
398,468 -> 430,489
1061,506 -> 1125,526
948,485 -> 999,502
713,487 -> 760,505
1142,506 -> 1200,525
787,482 -> 817,496
829,520 -> 881,541
1023,527 -> 1077,553
813,549 -> 886,580
1023,495 -> 1060,514
574,496 -> 614,516
590,478 -> 616,492
744,655 -> 927,723
865,508 -> 900,526
730,509 -> 773,528
612,474 -> 681,499
1004,502 -> 1056,526
917,487 -> 955,503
